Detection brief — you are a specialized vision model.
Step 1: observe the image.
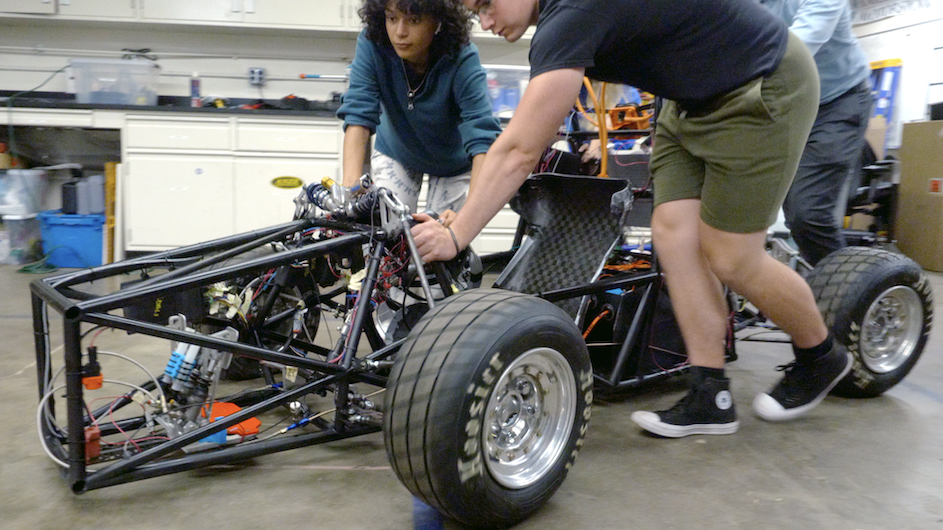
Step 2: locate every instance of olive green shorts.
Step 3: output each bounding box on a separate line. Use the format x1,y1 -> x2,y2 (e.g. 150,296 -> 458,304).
649,32 -> 820,233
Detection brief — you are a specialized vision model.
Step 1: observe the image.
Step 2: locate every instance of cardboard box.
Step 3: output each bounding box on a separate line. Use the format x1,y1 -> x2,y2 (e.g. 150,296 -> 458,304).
865,115 -> 887,160
848,212 -> 875,231
895,120 -> 943,271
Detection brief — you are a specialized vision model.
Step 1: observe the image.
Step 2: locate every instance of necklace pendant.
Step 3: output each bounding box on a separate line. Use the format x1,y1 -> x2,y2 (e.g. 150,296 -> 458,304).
407,100 -> 414,111
407,90 -> 415,98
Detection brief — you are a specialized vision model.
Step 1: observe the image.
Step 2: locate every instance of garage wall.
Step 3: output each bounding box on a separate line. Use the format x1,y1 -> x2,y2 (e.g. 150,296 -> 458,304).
853,0 -> 943,149
0,18 -> 530,104
3,4 -> 941,137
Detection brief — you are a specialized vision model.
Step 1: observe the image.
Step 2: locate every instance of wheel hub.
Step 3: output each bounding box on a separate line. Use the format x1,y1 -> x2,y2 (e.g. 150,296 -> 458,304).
860,285 -> 923,373
492,376 -> 541,456
483,347 -> 576,489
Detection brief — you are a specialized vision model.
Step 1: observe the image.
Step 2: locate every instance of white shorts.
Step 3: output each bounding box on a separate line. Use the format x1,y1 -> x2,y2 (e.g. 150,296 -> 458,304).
370,150 -> 471,215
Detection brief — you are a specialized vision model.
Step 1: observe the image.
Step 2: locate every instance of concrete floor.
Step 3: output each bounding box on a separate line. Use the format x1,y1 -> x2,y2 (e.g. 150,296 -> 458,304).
1,261 -> 942,530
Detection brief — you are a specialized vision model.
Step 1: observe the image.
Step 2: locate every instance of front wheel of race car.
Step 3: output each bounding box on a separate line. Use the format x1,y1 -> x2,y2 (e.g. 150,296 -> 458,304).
384,289 -> 593,528
807,246 -> 933,398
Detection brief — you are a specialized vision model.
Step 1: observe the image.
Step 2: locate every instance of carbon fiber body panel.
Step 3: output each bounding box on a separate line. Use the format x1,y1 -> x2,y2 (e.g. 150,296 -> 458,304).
494,173 -> 627,317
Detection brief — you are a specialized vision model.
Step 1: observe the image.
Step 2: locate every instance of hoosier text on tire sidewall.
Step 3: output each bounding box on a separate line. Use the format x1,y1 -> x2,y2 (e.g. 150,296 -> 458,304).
384,289 -> 593,528
807,246 -> 933,398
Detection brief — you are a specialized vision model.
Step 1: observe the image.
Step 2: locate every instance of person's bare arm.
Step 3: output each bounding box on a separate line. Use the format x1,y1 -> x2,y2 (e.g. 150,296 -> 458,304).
431,152 -> 487,227
342,125 -> 372,188
411,67 -> 586,262
468,151 -> 486,185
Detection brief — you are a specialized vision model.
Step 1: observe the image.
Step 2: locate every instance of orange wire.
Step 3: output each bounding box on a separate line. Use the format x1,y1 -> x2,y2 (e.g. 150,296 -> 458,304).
599,82 -> 608,178
605,261 -> 652,271
583,308 -> 611,339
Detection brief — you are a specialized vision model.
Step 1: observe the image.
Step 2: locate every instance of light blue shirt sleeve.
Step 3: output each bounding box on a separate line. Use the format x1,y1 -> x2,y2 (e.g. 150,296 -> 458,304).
760,0 -> 871,103
788,0 -> 844,55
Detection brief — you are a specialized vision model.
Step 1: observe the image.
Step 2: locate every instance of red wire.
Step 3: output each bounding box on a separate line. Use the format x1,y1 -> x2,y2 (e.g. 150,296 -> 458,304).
88,327 -> 108,347
108,397 -> 142,452
251,269 -> 277,302
612,158 -> 649,167
85,396 -> 150,451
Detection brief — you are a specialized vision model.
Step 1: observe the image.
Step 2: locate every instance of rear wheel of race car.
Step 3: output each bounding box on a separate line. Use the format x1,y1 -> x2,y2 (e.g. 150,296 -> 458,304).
384,289 -> 593,528
807,247 -> 933,398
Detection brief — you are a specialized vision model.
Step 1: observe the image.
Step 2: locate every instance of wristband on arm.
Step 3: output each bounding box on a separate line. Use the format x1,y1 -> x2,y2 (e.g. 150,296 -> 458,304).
446,226 -> 461,254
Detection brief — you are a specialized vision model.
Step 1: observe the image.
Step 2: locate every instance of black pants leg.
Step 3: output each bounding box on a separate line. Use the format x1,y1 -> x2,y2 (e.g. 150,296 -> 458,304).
782,81 -> 873,266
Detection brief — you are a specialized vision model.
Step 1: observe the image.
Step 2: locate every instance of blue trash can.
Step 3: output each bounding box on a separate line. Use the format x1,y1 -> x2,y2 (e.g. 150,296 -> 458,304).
38,210 -> 105,268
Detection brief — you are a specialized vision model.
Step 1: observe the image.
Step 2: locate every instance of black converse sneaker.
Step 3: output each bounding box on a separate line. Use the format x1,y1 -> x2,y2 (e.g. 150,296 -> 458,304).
753,341 -> 853,421
631,367 -> 739,438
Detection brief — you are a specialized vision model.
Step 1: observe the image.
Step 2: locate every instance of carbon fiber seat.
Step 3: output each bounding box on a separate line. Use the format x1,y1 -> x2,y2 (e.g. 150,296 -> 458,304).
493,173 -> 627,317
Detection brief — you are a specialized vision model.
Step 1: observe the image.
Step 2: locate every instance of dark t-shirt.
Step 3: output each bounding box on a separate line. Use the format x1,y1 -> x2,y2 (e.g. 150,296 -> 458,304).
529,0 -> 789,107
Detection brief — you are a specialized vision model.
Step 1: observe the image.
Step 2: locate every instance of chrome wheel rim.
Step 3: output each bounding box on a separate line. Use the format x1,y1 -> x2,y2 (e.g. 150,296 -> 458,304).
859,286 -> 923,374
483,347 -> 577,489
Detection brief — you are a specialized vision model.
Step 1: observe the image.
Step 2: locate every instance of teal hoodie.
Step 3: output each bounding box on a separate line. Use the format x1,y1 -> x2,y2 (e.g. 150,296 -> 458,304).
337,32 -> 501,177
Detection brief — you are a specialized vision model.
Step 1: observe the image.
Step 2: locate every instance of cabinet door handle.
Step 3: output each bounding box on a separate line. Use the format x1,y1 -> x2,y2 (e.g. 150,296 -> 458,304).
246,0 -> 256,13
231,0 -> 241,12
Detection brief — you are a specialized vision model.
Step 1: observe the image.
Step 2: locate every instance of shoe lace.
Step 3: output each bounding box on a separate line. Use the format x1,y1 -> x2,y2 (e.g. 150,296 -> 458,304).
773,360 -> 814,393
775,361 -> 796,373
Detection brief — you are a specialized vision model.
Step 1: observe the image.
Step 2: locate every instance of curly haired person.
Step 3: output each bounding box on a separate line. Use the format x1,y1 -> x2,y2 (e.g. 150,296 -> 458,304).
338,0 -> 502,221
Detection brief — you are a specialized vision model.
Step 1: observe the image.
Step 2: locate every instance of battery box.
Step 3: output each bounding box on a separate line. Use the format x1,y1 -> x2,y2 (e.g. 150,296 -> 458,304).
583,285 -> 687,381
120,278 -> 205,324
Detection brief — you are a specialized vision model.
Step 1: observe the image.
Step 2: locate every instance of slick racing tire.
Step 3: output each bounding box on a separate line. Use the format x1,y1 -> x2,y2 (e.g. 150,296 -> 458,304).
807,247 -> 933,398
384,289 -> 593,528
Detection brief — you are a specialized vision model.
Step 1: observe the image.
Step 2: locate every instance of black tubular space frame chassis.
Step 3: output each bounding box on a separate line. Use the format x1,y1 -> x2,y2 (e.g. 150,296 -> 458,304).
31,219 -> 393,493
29,173 -> 695,495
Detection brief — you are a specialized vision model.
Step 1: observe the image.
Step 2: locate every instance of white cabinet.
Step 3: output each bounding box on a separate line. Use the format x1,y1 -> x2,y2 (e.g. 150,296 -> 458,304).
233,157 -> 335,232
0,0 -> 55,14
139,0 -> 241,24
126,117 -> 231,151
124,115 -> 237,249
233,117 -> 340,232
235,119 -> 339,155
139,0 -> 346,28
123,113 -> 342,250
346,0 -> 362,30
244,0 -> 345,29
58,0 -> 135,18
124,153 -> 235,248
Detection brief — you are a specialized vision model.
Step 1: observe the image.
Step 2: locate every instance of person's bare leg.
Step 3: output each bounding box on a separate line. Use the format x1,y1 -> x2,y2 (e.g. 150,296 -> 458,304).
698,224 -> 827,348
698,223 -> 850,422
649,199 -> 728,368
630,199 -> 739,438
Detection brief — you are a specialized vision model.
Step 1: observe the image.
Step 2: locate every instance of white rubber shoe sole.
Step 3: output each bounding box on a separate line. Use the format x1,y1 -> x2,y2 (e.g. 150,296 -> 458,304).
753,352 -> 853,422
630,411 -> 740,438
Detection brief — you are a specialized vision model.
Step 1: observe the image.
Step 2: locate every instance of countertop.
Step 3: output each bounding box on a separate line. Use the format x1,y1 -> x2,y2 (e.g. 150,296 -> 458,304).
0,91 -> 344,169
0,91 -> 342,118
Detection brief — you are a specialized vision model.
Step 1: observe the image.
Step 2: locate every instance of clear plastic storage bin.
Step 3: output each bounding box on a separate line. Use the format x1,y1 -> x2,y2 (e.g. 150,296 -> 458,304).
70,58 -> 160,106
3,213 -> 42,265
484,65 -> 529,118
0,169 -> 48,216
